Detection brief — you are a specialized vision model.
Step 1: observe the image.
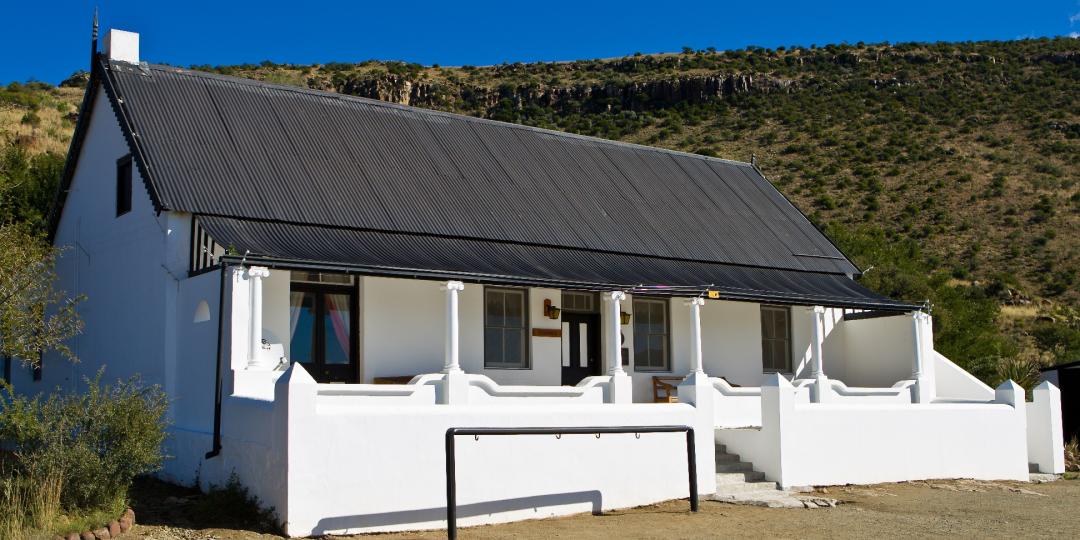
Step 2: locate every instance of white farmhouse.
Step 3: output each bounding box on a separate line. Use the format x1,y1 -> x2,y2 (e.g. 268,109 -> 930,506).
24,29 -> 1065,536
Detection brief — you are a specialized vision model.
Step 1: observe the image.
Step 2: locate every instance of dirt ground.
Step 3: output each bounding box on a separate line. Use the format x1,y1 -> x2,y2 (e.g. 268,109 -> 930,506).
130,477 -> 1080,539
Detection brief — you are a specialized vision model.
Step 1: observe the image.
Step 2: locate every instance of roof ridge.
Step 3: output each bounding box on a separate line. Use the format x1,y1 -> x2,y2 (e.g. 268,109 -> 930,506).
111,60 -> 755,168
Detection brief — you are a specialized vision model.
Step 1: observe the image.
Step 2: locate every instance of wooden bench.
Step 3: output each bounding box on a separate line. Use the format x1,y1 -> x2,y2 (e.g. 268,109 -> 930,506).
373,375 -> 416,385
652,376 -> 683,403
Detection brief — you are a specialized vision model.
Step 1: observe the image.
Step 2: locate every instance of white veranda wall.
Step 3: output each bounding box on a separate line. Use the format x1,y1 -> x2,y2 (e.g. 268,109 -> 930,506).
716,375 -> 1033,488
212,365 -> 707,536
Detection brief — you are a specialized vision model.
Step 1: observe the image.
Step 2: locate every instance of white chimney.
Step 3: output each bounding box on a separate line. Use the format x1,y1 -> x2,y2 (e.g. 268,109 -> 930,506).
103,29 -> 139,64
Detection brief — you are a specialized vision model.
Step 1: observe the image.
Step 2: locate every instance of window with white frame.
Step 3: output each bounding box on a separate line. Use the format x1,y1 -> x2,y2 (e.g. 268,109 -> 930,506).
633,297 -> 670,371
484,287 -> 529,369
760,305 -> 791,373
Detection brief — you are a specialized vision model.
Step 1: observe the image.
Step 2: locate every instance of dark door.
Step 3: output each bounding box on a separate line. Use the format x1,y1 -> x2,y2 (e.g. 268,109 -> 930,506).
1060,367 -> 1080,444
289,282 -> 359,383
562,313 -> 601,385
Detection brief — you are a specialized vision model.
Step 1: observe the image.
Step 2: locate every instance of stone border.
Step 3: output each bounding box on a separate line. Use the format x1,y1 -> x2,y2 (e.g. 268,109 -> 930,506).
55,507 -> 135,540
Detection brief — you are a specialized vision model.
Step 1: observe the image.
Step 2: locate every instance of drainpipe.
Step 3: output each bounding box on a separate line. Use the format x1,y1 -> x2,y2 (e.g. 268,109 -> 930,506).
205,262 -> 228,459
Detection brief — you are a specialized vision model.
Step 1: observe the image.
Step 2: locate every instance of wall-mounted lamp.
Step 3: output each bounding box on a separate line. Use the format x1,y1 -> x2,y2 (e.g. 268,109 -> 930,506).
543,299 -> 561,320
620,311 -> 632,325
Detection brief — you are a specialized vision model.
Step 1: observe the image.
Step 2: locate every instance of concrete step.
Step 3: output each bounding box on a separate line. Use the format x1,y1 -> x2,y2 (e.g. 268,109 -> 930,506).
715,470 -> 766,484
712,491 -> 809,509
713,480 -> 780,495
716,461 -> 754,473
715,452 -> 740,463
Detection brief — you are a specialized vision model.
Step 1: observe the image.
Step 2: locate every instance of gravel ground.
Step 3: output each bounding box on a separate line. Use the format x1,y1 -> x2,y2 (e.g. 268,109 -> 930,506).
129,477 -> 1080,539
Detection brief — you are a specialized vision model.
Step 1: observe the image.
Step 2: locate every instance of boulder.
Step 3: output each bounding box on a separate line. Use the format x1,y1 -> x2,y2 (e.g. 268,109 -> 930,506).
91,527 -> 110,540
108,521 -> 121,537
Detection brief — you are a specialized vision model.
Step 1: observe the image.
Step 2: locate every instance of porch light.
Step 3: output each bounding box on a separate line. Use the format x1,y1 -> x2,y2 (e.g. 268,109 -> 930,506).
543,299 -> 561,320
620,311 -> 632,325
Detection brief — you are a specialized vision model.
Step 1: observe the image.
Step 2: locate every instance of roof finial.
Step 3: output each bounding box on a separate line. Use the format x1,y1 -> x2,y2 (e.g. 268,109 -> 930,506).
91,7 -> 99,64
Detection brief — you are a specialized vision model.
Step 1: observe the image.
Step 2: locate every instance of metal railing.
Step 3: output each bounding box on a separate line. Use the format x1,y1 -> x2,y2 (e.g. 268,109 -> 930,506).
444,425 -> 698,539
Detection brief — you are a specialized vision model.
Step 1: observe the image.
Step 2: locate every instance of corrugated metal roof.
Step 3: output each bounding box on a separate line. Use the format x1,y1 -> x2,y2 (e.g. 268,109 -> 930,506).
200,216 -> 912,310
99,59 -> 860,276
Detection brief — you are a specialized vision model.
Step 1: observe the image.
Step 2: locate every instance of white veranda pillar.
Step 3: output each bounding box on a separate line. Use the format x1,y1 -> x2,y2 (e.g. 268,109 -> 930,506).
911,310 -> 934,403
604,291 -> 632,403
246,266 -> 271,368
443,281 -> 465,373
689,297 -> 706,375
606,291 -> 627,375
810,305 -> 828,403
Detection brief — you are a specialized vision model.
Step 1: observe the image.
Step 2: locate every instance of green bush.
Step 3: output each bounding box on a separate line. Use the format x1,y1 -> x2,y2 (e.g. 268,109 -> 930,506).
0,370 -> 169,511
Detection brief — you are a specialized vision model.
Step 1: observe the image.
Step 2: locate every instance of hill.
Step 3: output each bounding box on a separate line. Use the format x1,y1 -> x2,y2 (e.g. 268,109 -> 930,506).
2,38 -> 1078,383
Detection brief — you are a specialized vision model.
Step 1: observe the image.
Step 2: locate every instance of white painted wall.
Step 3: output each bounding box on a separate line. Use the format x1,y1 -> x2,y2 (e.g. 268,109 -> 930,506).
21,86 -> 169,393
717,375 -> 1031,488
934,352 -> 995,401
361,278 -> 586,386
213,365 -> 708,536
839,314 -> 918,386
261,270 -> 291,350
18,87 -> 228,485
1027,381 -> 1066,474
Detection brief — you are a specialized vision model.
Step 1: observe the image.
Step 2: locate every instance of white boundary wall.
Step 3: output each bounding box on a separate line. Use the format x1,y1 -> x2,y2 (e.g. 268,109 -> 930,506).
1027,381 -> 1066,474
716,374 -> 1035,488
210,365 -> 714,536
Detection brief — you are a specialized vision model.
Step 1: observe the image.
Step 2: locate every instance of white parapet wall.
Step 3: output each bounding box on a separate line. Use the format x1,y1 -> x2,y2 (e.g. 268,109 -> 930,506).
1027,381 -> 1066,474
209,365 -> 712,536
716,374 -> 1032,488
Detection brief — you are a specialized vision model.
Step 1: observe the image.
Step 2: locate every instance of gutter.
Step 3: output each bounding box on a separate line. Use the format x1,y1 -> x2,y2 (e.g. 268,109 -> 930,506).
205,262 -> 228,459
217,254 -> 919,312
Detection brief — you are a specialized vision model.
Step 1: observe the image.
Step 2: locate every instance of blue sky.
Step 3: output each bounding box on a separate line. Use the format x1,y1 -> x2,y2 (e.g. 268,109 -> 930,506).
4,1 -> 1080,84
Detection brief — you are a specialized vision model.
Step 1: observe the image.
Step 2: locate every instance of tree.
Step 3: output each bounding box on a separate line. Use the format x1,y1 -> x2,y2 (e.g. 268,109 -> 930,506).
0,224 -> 82,365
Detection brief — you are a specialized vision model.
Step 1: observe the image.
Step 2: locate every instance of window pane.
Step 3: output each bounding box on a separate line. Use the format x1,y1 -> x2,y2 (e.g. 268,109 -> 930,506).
504,291 -> 523,328
648,335 -> 665,369
324,293 -> 351,364
485,329 -> 503,366
290,292 -> 316,363
486,291 -> 504,327
774,312 -> 787,339
504,328 -> 522,366
761,307 -> 790,372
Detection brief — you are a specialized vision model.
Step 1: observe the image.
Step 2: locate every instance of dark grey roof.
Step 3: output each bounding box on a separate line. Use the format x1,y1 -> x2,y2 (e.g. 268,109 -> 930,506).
50,55 -> 913,309
99,59 -> 855,274
201,216 -> 912,310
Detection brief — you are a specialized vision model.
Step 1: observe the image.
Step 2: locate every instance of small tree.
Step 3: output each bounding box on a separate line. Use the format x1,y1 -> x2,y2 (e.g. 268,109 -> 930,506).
0,224 -> 82,365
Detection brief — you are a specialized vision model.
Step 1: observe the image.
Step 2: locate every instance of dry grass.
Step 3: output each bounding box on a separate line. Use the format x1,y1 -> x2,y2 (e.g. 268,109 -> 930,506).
0,86 -> 82,156
1000,305 -> 1039,319
1066,437 -> 1079,473
0,470 -> 63,540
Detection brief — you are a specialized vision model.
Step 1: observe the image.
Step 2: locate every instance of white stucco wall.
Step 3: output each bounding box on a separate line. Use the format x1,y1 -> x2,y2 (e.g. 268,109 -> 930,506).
218,366 -> 704,537
261,270 -> 291,350
717,376 -> 1031,488
17,86 -> 170,393
21,87 -> 224,485
840,314 -> 919,387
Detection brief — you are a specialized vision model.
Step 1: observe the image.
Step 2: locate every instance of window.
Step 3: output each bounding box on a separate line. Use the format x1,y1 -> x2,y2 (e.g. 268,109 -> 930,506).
561,291 -> 597,313
116,155 -> 132,216
761,305 -> 791,373
484,287 -> 529,369
633,297 -> 669,371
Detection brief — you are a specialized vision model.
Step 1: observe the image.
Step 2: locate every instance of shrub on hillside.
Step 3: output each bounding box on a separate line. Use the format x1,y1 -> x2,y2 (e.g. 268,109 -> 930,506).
0,371 -> 169,510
